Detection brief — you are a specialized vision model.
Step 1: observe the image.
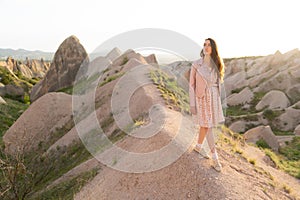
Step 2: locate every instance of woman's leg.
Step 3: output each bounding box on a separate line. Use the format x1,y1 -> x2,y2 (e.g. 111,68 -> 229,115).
194,127 -> 210,158
198,126 -> 208,144
206,128 -> 216,153
206,127 -> 222,171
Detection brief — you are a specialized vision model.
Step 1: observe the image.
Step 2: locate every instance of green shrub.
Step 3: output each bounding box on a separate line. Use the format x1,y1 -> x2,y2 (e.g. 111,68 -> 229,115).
0,67 -> 15,85
23,93 -> 31,104
256,139 -> 271,149
0,97 -> 29,140
262,109 -> 282,121
279,137 -> 300,161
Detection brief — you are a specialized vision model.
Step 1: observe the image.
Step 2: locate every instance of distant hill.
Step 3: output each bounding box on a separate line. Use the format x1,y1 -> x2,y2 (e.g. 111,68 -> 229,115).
0,48 -> 54,61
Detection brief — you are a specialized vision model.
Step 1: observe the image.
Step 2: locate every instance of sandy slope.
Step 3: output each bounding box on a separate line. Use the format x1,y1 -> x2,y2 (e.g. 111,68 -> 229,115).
73,110 -> 299,200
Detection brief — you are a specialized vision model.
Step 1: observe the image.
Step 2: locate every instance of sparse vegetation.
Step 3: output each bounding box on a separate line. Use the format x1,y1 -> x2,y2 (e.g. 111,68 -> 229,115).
98,72 -> 125,87
0,67 -> 40,103
0,67 -> 15,85
250,92 -> 266,108
122,113 -> 149,135
279,137 -> 300,161
0,100 -> 130,200
40,117 -> 75,152
264,148 -> 300,179
32,168 -> 99,200
225,104 -> 250,116
248,158 -> 256,165
232,143 -> 244,154
283,184 -> 292,194
149,69 -> 190,114
0,97 -> 29,143
218,125 -> 246,157
256,139 -> 271,149
57,85 -> 73,94
121,56 -> 129,65
262,109 -> 282,121
58,72 -> 100,95
226,92 -> 267,118
231,87 -> 246,94
272,130 -> 294,136
0,139 -> 94,199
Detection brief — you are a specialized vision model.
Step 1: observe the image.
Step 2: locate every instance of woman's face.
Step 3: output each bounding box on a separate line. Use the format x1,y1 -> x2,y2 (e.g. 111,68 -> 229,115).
203,40 -> 212,56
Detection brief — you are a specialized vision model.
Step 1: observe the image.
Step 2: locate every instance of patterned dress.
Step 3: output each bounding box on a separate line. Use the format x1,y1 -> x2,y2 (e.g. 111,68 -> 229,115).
193,62 -> 225,128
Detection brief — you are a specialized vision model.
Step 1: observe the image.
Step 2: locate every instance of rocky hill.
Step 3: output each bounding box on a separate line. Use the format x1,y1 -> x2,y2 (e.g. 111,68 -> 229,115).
0,56 -> 51,101
30,36 -> 89,102
223,49 -> 300,151
0,37 -> 300,199
0,57 -> 50,79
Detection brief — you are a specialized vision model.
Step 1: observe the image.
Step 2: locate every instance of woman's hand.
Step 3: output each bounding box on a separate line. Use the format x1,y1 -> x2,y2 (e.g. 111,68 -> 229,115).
190,106 -> 197,115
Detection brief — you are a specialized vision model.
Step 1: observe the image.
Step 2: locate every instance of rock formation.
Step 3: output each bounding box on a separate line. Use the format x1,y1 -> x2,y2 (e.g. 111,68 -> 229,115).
30,35 -> 88,101
226,87 -> 254,106
255,90 -> 290,110
0,56 -> 50,79
3,92 -> 72,153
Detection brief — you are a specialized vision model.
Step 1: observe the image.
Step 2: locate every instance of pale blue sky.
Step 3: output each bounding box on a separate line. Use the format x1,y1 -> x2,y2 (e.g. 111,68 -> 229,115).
1,0 -> 299,58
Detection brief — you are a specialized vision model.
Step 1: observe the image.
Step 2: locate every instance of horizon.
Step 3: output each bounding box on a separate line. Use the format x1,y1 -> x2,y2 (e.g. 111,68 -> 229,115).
1,46 -> 299,60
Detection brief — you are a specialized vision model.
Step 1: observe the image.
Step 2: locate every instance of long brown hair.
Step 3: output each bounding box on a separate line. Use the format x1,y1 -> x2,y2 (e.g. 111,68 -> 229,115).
200,38 -> 225,82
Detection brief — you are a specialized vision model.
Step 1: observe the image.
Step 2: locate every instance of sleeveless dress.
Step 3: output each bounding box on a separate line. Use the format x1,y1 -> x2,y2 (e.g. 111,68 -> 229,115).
194,62 -> 225,128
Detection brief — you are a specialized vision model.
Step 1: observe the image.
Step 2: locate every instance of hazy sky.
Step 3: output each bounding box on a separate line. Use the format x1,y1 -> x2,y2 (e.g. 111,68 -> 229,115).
1,0 -> 299,58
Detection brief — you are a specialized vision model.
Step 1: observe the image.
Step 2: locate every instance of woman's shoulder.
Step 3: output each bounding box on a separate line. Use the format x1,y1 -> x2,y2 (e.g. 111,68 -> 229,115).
192,58 -> 203,67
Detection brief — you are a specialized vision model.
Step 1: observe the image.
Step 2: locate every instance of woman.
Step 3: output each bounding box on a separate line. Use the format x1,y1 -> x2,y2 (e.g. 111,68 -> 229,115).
189,38 -> 225,172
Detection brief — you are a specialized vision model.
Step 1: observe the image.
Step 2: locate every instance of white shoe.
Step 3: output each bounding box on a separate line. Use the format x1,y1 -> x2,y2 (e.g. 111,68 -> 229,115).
194,146 -> 210,159
212,159 -> 222,172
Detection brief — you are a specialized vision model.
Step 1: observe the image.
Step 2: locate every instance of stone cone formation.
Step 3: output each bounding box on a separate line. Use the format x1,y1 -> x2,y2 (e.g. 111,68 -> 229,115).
30,35 -> 88,101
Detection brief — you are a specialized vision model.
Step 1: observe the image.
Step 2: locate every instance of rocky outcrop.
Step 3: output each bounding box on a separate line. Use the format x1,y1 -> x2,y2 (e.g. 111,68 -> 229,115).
86,56 -> 111,78
1,56 -> 50,79
144,54 -> 158,64
110,49 -> 151,67
229,120 -> 247,133
4,48 -> 159,153
3,92 -> 72,153
30,36 -> 88,101
4,84 -> 25,96
275,107 -> 300,131
286,83 -> 300,104
25,58 -> 50,78
255,71 -> 293,93
224,71 -> 248,95
223,49 -> 300,135
255,90 -> 290,110
17,63 -> 34,78
226,87 -> 254,106
244,126 -> 279,150
105,47 -> 122,62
